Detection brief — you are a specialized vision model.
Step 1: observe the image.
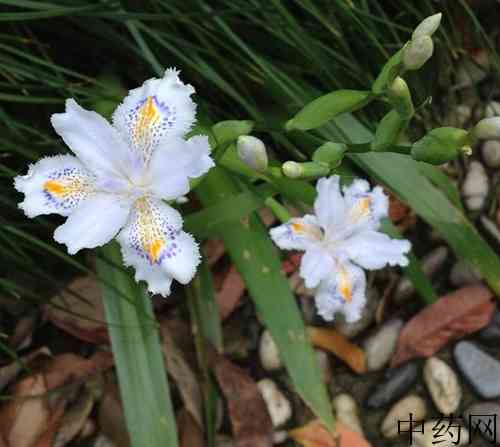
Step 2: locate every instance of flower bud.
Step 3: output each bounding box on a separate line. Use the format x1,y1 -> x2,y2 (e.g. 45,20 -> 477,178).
236,135 -> 268,172
411,127 -> 470,164
387,77 -> 414,119
312,142 -> 347,168
403,36 -> 434,71
472,117 -> 500,140
282,161 -> 329,179
412,13 -> 442,40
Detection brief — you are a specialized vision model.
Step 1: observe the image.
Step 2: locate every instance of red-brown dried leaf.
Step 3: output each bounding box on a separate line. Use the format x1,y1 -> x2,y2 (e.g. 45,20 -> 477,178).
208,350 -> 273,447
177,408 -> 204,447
289,419 -> 372,447
44,277 -> 109,344
216,265 -> 246,321
391,285 -> 495,367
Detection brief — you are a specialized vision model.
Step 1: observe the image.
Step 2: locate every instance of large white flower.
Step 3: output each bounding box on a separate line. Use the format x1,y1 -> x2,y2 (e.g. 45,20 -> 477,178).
14,68 -> 214,296
270,176 -> 411,322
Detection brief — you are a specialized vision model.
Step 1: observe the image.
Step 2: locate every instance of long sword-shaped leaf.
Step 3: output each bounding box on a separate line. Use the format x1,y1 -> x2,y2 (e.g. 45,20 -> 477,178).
96,242 -> 179,447
196,167 -> 334,431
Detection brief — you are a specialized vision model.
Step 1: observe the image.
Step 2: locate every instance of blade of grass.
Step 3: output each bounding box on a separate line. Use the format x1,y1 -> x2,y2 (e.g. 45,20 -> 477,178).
96,242 -> 179,447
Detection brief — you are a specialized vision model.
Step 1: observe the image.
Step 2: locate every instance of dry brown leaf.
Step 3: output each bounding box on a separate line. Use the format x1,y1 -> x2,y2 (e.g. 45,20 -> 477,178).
177,408 -> 204,447
289,420 -> 372,447
308,327 -> 367,374
160,323 -> 203,428
202,239 -> 226,266
98,380 -> 131,447
391,285 -> 495,367
44,276 -> 108,344
388,193 -> 416,232
0,347 -> 51,392
0,373 -> 50,447
216,265 -> 246,321
9,313 -> 37,350
208,350 -> 273,447
33,401 -> 66,447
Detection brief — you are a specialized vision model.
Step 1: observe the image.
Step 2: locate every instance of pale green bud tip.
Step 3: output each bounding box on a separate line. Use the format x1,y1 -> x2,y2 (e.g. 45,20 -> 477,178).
461,145 -> 473,156
236,135 -> 268,172
389,77 -> 409,96
403,36 -> 434,70
473,117 -> 500,140
412,13 -> 442,40
282,161 -> 302,178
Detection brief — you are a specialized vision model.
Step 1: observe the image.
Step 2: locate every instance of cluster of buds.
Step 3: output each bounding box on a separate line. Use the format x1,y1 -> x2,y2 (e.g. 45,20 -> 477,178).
403,13 -> 441,71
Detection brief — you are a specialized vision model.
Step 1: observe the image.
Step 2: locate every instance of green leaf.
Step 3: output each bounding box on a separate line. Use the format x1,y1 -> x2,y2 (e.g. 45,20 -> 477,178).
212,120 -> 255,146
96,242 -> 178,447
196,167 -> 334,431
372,46 -> 406,95
286,89 -> 372,131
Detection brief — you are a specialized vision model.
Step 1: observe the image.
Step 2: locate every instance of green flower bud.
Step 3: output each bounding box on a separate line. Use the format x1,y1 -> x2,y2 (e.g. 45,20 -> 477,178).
403,35 -> 434,71
387,77 -> 414,119
282,161 -> 329,179
412,13 -> 442,40
411,127 -> 470,164
472,117 -> 500,140
371,109 -> 408,152
312,142 -> 347,168
236,135 -> 268,172
212,120 -> 255,146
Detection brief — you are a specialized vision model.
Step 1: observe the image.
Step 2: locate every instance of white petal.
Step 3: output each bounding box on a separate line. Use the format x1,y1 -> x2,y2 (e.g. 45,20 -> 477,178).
148,135 -> 214,200
269,215 -> 323,251
117,197 -> 199,296
112,68 -> 196,164
14,155 -> 96,218
315,261 -> 366,323
51,99 -> 131,180
343,181 -> 388,231
343,230 -> 411,270
300,247 -> 335,289
314,176 -> 346,229
54,193 -> 132,254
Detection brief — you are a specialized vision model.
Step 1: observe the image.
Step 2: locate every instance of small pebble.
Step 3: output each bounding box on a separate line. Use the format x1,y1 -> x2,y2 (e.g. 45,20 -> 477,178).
257,379 -> 292,428
464,402 -> 500,444
272,431 -> 288,444
365,362 -> 419,409
454,341 -> 500,399
449,259 -> 481,287
456,57 -> 487,88
394,246 -> 448,303
423,357 -> 461,414
335,288 -> 379,338
259,330 -> 282,371
332,393 -> 364,436
478,310 -> 500,345
446,104 -> 472,127
412,420 -> 468,447
93,435 -> 115,447
482,140 -> 500,168
363,319 -> 404,371
381,394 -> 427,438
462,161 -> 488,211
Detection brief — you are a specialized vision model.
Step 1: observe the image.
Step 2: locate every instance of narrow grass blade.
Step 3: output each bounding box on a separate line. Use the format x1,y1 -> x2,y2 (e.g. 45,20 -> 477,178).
96,242 -> 179,447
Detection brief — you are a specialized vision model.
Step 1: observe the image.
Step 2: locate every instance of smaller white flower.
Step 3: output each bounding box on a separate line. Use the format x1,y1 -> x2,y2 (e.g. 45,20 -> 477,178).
14,68 -> 214,296
270,176 -> 411,322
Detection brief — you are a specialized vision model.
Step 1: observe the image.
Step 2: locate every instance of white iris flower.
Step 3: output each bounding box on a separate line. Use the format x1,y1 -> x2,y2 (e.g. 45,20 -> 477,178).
270,176 -> 411,322
14,69 -> 214,296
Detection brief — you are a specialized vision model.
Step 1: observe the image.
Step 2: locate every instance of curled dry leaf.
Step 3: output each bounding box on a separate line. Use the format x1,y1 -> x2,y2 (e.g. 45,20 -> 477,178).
391,285 -> 495,367
0,347 -> 50,392
308,327 -> 367,374
388,192 -> 416,232
216,265 -> 246,321
44,276 -> 108,344
289,419 -> 372,447
208,349 -> 273,447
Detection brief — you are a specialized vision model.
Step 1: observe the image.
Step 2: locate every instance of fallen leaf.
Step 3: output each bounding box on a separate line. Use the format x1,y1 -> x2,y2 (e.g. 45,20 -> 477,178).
391,285 -> 495,367
98,380 -> 131,447
33,401 -> 65,447
208,350 -> 273,447
9,313 -> 37,350
177,408 -> 204,447
44,276 -> 108,344
0,347 -> 51,392
282,252 -> 303,275
160,323 -> 203,428
202,239 -> 226,266
388,193 -> 416,232
0,373 -> 50,447
308,327 -> 367,374
216,265 -> 246,321
289,419 -> 372,447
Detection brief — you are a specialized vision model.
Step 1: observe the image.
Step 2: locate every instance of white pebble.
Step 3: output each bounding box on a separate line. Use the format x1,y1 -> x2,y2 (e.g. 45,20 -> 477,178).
482,140 -> 500,168
381,395 -> 427,438
332,393 -> 364,436
462,161 -> 489,211
335,288 -> 379,338
413,420 -> 468,447
423,357 -> 462,415
364,319 -> 404,371
272,431 -> 288,444
257,379 -> 292,428
259,330 -> 282,371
